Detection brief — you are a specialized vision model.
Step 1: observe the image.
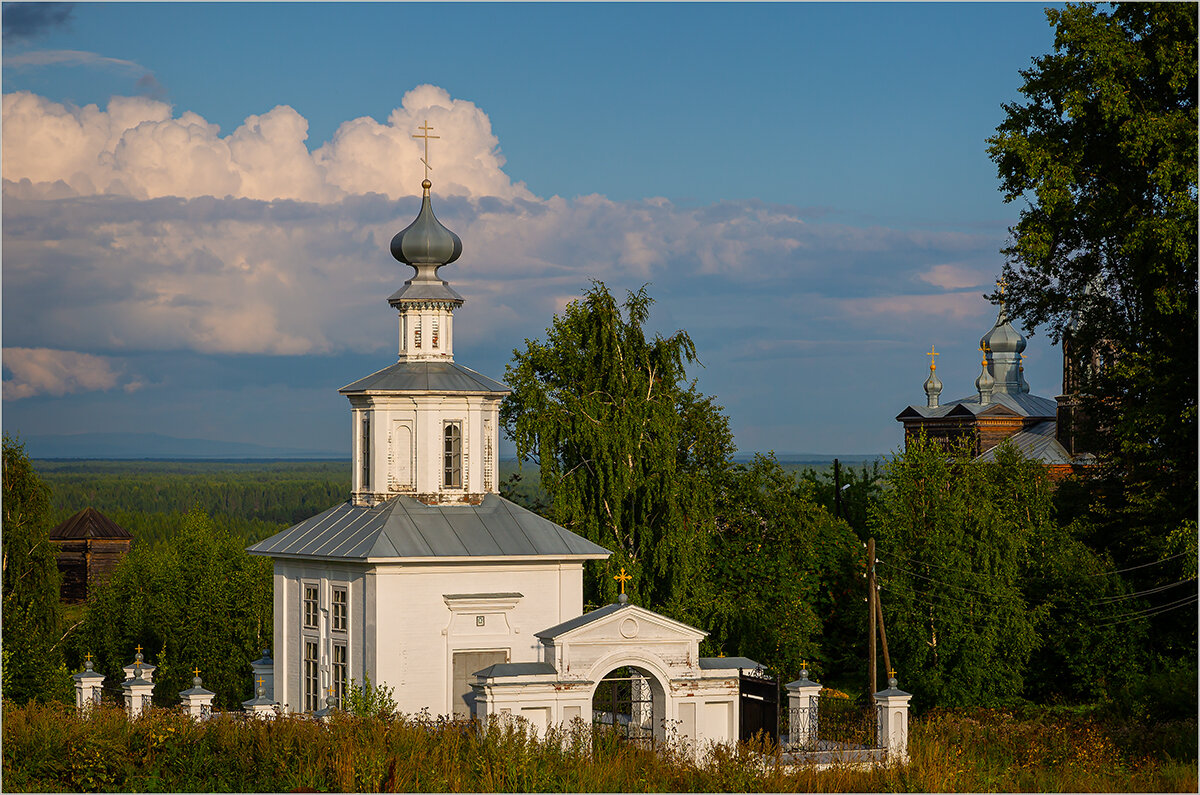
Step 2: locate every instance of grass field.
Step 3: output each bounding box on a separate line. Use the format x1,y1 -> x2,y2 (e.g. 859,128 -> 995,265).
3,700 -> 1194,792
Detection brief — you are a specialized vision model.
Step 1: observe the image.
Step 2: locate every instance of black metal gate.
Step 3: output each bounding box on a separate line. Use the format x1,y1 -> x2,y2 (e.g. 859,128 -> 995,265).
592,666 -> 655,746
738,669 -> 779,743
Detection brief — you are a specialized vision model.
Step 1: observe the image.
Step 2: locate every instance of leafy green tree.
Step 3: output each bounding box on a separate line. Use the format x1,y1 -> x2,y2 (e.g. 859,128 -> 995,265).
502,282 -> 734,611
871,436 -> 1042,707
704,455 -> 860,680
1,434 -> 70,704
75,507 -> 272,709
987,3 -> 1197,654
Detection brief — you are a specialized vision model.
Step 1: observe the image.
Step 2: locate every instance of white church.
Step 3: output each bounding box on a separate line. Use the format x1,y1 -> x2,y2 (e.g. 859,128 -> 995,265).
246,169 -> 765,747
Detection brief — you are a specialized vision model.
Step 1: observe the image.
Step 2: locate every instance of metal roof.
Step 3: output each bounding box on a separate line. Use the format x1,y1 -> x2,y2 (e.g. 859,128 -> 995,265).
340,360 -> 508,394
698,656 -> 764,670
897,390 -> 1056,421
246,493 -> 611,562
473,662 -> 557,679
534,602 -> 630,639
974,419 -> 1092,466
49,507 -> 131,540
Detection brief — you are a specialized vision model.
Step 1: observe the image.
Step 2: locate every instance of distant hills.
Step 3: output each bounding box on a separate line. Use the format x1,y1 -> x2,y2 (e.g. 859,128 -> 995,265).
16,431 -> 884,465
18,432 -> 345,460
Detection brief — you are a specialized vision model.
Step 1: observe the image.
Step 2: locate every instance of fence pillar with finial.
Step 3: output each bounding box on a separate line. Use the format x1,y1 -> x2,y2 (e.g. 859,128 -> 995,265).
784,662 -> 823,749
242,676 -> 275,718
179,668 -> 216,719
122,650 -> 155,719
250,649 -> 274,702
73,653 -> 105,714
313,687 -> 338,722
122,645 -> 156,684
874,670 -> 913,763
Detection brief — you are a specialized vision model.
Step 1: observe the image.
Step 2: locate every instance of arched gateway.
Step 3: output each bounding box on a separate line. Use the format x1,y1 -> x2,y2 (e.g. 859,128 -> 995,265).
470,598 -> 756,749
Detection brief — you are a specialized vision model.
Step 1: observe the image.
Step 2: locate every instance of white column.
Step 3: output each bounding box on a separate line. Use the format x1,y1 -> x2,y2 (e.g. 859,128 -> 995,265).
123,675 -> 154,719
785,667 -> 823,750
251,650 -> 274,702
179,673 -> 216,719
874,676 -> 913,763
73,659 -> 105,714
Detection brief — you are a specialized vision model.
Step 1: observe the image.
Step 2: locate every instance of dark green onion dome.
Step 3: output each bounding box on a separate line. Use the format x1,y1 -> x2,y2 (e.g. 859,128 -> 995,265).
390,179 -> 462,267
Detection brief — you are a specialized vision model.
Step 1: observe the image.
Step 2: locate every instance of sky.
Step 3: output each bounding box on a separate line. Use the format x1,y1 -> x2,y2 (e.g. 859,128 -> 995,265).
2,1 -> 1067,458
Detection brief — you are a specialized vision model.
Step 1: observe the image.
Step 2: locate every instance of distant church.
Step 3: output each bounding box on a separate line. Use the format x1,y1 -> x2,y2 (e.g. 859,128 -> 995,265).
895,290 -> 1093,477
247,139 -> 763,746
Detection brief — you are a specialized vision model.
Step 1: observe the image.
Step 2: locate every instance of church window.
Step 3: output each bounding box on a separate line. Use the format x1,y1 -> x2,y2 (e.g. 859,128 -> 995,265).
331,643 -> 348,709
304,640 -> 319,711
483,420 -> 494,492
432,317 -> 439,349
443,421 -> 463,488
332,586 -> 348,632
361,416 -> 371,489
415,318 -> 422,349
303,584 -> 319,629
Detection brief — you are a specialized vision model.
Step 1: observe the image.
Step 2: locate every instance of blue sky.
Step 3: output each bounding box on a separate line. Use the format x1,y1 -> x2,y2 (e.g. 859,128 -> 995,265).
2,2 -> 1065,457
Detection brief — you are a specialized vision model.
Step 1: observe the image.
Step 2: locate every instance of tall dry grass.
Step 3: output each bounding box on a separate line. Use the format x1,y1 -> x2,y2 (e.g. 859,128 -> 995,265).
2,700 -> 1194,792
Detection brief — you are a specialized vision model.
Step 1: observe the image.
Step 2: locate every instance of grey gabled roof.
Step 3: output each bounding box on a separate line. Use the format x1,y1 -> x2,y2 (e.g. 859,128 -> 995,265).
897,390 -> 1056,421
246,493 -> 611,561
473,662 -> 557,679
698,656 -> 764,670
974,420 -> 1093,466
534,602 -> 630,640
340,360 -> 508,394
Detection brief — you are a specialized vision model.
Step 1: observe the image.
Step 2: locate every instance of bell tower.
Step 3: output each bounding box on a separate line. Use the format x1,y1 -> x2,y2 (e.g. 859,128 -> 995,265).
340,123 -> 508,506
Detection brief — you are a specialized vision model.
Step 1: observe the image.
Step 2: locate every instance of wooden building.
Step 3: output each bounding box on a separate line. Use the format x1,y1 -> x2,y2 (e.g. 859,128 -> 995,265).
897,299 -> 1093,478
48,507 -> 132,602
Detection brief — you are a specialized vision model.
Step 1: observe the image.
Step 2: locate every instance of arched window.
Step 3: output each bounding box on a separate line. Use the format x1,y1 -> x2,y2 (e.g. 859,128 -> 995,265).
443,421 -> 462,488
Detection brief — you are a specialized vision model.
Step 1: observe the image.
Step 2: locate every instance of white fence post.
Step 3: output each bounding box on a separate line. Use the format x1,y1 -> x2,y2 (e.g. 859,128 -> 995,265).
179,669 -> 216,719
873,674 -> 913,763
72,656 -> 105,714
784,666 -> 823,749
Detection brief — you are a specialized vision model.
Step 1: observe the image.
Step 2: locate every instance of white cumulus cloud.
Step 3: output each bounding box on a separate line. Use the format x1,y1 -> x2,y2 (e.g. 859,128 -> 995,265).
2,347 -> 139,400
2,85 -> 532,202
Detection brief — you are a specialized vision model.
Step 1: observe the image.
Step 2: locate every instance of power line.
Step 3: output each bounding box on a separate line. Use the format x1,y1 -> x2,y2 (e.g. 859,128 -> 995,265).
1090,594 -> 1198,629
1095,578 -> 1196,603
877,549 -> 1190,582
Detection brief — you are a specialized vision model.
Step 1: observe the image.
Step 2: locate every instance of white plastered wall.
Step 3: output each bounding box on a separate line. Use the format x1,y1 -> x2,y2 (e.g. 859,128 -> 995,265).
275,558 -> 584,716
349,393 -> 503,504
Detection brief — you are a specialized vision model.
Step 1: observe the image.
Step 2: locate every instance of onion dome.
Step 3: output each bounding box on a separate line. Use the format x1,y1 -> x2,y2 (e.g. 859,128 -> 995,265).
975,348 -> 994,404
391,180 -> 462,266
388,180 -> 464,307
980,303 -> 1026,357
924,362 -> 942,408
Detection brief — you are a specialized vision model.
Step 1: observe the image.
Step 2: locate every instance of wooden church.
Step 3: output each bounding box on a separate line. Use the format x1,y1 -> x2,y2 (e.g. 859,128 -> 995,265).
895,293 -> 1094,478
247,152 -> 763,747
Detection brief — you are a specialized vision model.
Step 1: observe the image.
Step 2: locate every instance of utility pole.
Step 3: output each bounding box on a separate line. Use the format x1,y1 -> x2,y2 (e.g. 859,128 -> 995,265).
867,536 -> 876,697
875,573 -> 891,681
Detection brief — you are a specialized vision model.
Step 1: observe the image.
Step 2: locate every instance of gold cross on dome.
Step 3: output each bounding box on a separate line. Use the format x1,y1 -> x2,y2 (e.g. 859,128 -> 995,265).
801,659 -> 809,670
412,120 -> 439,181
927,345 -> 939,369
135,644 -> 143,656
614,567 -> 632,595
257,676 -> 265,688
327,686 -> 334,696
193,668 -> 201,679
997,276 -> 1008,295
888,668 -> 897,679
84,652 -> 93,663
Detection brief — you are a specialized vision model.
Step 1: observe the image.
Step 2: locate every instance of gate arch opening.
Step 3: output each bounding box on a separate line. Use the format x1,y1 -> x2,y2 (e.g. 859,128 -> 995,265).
591,665 -> 667,745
